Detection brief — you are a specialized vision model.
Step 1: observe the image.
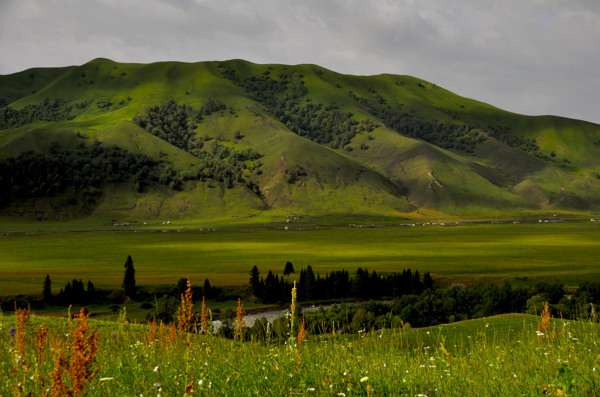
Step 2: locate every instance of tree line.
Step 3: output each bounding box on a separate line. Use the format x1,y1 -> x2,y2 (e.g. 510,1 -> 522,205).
221,67 -> 377,149
348,89 -> 555,161
0,141 -> 161,209
0,141 -> 159,208
133,99 -> 264,195
249,264 -> 433,304
133,99 -> 229,152
0,97 -> 121,130
0,98 -> 75,129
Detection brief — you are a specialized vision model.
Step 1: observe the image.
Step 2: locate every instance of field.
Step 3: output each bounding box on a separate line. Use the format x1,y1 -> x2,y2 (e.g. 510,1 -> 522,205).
2,307 -> 599,395
1,221 -> 599,296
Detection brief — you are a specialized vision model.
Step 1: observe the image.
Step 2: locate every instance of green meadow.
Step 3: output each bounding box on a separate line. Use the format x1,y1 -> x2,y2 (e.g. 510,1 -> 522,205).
2,309 -> 599,395
1,222 -> 598,295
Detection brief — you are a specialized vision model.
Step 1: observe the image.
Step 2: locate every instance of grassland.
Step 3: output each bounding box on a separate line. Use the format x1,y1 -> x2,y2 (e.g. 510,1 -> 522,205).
2,307 -> 599,395
1,222 -> 598,296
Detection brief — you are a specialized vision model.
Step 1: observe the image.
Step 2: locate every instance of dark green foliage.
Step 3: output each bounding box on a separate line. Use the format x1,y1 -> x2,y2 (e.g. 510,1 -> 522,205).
285,164 -> 307,183
42,274 -> 52,303
133,100 -> 198,151
249,266 -> 261,298
96,99 -> 113,109
221,68 -> 290,109
298,282 -> 536,334
349,90 -> 550,159
217,307 -> 235,338
254,265 -> 430,304
177,278 -> 188,296
283,261 -> 295,276
304,265 -> 316,300
133,100 -> 263,195
275,100 -> 373,148
0,98 -> 74,129
203,278 -> 212,299
190,141 -> 263,191
262,270 -> 281,304
87,280 -> 96,302
57,278 -> 95,305
222,68 -> 376,149
250,316 -> 270,342
485,124 -> 548,160
350,91 -> 486,153
152,294 -> 177,323
122,255 -> 136,298
0,142 -> 158,209
133,99 -> 228,151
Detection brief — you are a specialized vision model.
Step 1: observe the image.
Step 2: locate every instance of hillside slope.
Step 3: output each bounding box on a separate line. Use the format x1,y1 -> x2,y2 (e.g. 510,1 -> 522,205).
1,58 -> 599,223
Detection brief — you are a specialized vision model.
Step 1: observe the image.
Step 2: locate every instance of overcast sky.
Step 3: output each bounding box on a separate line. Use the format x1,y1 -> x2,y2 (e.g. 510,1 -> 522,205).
1,0 -> 599,124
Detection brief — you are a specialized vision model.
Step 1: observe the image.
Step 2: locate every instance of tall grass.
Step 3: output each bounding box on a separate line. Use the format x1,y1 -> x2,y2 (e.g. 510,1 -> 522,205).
1,302 -> 600,395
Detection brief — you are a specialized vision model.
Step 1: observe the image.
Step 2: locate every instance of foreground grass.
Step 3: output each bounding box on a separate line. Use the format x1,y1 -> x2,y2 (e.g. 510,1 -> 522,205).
1,310 -> 599,396
1,222 -> 600,295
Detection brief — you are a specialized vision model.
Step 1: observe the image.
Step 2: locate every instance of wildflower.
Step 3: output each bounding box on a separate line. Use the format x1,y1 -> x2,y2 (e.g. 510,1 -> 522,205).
234,298 -> 246,342
9,326 -> 15,337
49,308 -> 100,396
360,376 -> 369,383
538,301 -> 552,334
154,366 -> 159,372
177,276 -> 199,338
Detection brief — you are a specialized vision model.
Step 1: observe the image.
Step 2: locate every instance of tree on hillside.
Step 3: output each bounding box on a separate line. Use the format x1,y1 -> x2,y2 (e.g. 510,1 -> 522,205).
122,255 -> 136,298
283,261 -> 295,277
43,274 -> 52,303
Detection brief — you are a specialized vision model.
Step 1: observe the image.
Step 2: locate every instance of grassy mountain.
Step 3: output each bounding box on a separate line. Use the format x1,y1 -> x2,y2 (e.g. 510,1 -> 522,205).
1,58 -> 599,224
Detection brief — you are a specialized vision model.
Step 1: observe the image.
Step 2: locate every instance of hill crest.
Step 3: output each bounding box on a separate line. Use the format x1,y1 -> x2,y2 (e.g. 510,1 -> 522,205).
1,58 -> 599,224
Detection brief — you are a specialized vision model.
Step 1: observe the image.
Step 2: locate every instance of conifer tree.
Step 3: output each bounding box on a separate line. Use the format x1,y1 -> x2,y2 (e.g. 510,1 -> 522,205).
249,266 -> 262,298
43,274 -> 52,303
122,255 -> 136,298
283,261 -> 295,277
305,265 -> 316,300
203,278 -> 212,299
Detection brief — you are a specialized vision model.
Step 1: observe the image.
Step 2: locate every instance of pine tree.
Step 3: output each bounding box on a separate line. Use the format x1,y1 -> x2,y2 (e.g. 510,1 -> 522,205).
249,266 -> 262,298
87,280 -> 96,302
305,265 -> 316,300
203,278 -> 212,299
43,274 -> 52,303
423,272 -> 434,290
122,255 -> 136,298
283,261 -> 295,277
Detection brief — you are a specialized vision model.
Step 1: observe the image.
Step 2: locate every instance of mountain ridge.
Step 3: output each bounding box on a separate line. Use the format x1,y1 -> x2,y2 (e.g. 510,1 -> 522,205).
1,58 -> 599,224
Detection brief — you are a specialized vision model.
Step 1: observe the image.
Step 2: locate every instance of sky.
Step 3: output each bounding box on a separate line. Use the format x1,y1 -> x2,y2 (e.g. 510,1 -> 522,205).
1,0 -> 599,124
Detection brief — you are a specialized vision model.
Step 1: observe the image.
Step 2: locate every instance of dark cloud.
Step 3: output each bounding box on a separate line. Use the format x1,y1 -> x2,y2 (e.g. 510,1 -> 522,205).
1,0 -> 599,123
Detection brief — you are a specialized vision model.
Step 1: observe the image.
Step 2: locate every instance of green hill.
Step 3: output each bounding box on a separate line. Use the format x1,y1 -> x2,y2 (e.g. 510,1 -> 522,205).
1,58 -> 599,225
